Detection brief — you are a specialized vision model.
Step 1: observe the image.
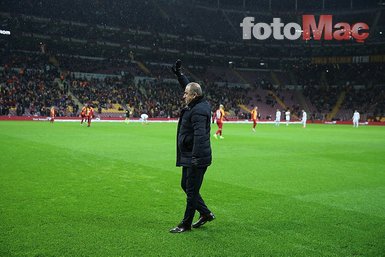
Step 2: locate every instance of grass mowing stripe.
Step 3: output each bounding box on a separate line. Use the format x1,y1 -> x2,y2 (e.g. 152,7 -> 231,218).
294,186 -> 385,218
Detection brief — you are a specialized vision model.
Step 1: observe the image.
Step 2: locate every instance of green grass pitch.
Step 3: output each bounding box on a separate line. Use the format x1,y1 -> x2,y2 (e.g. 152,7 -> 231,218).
1,121 -> 385,256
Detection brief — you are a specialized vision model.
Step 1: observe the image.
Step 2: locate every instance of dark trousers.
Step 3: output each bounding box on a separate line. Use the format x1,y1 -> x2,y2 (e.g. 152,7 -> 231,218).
181,166 -> 211,226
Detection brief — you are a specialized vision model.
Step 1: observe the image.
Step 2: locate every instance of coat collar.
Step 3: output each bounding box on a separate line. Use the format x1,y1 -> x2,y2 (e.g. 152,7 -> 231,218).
187,95 -> 204,108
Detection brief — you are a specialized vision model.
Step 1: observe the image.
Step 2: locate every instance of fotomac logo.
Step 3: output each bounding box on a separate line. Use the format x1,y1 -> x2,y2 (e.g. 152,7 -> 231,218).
240,15 -> 369,43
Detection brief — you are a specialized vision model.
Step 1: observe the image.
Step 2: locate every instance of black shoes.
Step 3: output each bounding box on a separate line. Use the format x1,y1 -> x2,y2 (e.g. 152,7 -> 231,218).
169,224 -> 191,233
192,213 -> 215,228
170,213 -> 215,233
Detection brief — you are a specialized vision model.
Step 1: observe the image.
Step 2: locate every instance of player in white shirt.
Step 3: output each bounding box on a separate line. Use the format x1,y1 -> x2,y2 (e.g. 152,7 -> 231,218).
301,110 -> 307,128
140,113 -> 149,125
285,109 -> 290,126
275,109 -> 281,126
352,110 -> 360,127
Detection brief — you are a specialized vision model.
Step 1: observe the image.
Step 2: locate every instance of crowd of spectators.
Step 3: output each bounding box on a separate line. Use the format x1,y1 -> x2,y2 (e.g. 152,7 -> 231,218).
69,76 -> 183,118
0,67 -> 77,117
0,65 -> 253,119
1,51 -> 384,121
0,0 -> 384,121
340,85 -> 385,121
66,73 -> 254,119
2,0 -> 384,75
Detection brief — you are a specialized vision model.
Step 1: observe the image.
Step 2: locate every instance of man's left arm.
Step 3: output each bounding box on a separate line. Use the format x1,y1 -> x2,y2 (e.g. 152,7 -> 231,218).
191,112 -> 208,167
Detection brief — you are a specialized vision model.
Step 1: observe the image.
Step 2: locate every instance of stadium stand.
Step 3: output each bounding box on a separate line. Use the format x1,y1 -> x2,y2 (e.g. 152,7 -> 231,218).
0,0 -> 384,121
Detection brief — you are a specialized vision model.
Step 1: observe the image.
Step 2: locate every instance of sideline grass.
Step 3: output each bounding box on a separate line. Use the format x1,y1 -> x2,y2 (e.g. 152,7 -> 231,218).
1,121 -> 385,256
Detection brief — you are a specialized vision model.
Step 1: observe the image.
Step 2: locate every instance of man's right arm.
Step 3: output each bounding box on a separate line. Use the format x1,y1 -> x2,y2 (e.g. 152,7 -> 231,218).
171,59 -> 190,89
177,74 -> 190,89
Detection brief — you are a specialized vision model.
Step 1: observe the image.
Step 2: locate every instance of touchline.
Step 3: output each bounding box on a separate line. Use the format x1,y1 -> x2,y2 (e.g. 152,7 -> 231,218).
240,15 -> 369,42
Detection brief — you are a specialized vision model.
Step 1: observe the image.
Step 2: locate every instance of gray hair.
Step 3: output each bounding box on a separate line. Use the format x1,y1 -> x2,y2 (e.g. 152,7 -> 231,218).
187,82 -> 203,97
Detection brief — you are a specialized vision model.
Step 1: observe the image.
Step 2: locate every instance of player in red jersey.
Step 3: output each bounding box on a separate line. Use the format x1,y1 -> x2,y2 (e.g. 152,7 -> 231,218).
50,106 -> 55,123
86,105 -> 94,127
250,106 -> 258,132
80,105 -> 87,125
213,104 -> 225,139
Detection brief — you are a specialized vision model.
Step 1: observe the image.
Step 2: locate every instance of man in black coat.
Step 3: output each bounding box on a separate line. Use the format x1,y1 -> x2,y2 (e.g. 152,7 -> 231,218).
170,60 -> 215,233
